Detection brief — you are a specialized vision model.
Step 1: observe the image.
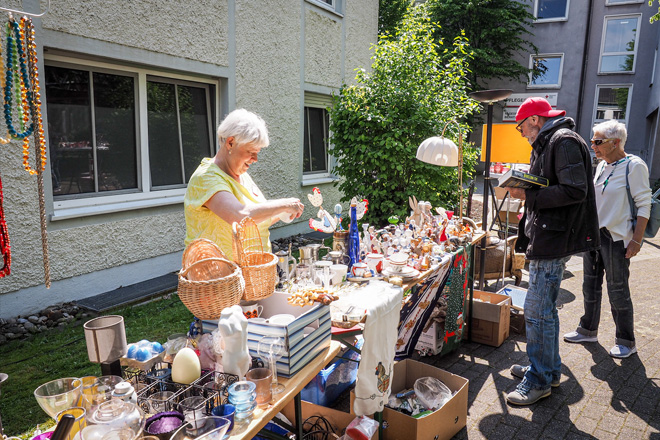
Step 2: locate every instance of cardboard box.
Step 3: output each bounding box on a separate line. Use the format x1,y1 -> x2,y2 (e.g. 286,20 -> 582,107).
281,400 -> 356,437
497,284 -> 527,311
351,360 -> 468,440
467,290 -> 511,347
509,310 -> 526,335
415,321 -> 444,355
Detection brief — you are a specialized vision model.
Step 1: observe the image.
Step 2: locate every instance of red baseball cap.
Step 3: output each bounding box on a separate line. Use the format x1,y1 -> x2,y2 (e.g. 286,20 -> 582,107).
515,97 -> 566,121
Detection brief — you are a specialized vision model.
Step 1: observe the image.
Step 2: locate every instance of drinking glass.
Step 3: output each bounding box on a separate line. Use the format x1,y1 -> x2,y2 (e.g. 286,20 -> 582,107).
257,336 -> 285,394
245,368 -> 272,407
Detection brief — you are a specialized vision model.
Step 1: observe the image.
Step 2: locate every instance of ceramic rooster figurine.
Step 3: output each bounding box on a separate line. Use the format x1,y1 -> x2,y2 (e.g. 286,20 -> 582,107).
308,187 -> 337,233
349,196 -> 368,221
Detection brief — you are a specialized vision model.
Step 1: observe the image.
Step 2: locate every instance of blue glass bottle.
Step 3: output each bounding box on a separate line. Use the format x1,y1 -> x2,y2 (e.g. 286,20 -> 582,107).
347,203 -> 360,269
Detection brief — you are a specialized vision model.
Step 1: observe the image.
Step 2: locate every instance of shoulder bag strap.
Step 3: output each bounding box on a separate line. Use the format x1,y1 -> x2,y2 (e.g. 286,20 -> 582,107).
624,159 -> 638,222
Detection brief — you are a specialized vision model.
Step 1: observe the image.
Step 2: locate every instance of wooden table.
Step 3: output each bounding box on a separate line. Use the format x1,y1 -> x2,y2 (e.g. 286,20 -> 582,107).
226,340 -> 342,439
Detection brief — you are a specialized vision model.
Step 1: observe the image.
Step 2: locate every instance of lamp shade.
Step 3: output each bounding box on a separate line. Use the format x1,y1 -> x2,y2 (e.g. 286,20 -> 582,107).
83,315 -> 127,364
416,136 -> 459,166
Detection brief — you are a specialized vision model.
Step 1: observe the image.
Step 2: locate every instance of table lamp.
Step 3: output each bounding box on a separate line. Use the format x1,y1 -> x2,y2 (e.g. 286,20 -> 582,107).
416,120 -> 463,224
83,315 -> 127,377
469,89 -> 513,289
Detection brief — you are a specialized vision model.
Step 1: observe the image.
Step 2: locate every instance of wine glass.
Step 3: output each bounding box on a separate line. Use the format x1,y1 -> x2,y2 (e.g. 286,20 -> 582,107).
257,336 -> 285,394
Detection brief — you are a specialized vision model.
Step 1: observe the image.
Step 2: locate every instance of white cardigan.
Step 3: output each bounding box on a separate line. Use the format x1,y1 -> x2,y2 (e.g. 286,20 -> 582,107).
594,155 -> 652,246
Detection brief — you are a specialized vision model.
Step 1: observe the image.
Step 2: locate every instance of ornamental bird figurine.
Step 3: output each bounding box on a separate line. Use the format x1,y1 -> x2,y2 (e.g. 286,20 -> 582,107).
307,187 -> 337,233
349,196 -> 368,220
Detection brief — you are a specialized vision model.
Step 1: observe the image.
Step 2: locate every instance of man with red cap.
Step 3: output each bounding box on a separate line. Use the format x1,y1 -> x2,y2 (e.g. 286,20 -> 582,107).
503,97 -> 600,405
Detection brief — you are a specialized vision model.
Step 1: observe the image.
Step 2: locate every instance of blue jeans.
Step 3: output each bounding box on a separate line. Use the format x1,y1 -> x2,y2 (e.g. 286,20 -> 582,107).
578,228 -> 635,348
521,257 -> 570,391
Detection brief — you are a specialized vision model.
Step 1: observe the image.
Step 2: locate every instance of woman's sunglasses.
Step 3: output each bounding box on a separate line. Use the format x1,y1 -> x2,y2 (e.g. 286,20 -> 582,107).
590,138 -> 615,146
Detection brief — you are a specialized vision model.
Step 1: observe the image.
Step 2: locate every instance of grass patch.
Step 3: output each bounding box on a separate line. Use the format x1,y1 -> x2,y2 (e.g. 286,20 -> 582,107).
0,294 -> 194,437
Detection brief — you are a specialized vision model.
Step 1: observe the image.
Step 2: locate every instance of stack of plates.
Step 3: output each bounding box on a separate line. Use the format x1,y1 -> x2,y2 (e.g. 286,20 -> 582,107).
382,266 -> 420,280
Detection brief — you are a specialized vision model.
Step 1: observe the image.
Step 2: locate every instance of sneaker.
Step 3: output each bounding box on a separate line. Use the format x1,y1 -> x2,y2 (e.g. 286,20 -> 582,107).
609,345 -> 637,358
510,364 -> 560,388
563,331 -> 598,343
506,385 -> 551,406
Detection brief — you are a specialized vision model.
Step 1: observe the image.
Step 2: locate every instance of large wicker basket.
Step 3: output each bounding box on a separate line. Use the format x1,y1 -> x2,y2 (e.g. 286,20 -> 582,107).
178,239 -> 245,320
232,217 -> 277,301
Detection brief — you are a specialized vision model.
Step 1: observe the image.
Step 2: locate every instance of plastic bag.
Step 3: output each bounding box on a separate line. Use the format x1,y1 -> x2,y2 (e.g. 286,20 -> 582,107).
344,416 -> 379,440
413,376 -> 453,411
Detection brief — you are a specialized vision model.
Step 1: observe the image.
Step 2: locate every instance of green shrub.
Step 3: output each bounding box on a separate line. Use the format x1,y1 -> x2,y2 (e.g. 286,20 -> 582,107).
328,7 -> 480,227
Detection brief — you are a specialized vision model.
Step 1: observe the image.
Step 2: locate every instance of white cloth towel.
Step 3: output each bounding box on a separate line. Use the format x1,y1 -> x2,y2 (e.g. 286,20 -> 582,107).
352,280 -> 403,416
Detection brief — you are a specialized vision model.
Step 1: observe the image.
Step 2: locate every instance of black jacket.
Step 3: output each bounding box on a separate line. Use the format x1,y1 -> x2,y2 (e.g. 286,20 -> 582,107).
515,117 -> 600,259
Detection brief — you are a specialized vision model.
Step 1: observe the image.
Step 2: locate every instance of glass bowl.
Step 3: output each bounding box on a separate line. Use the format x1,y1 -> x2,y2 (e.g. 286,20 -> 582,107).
169,416 -> 231,440
34,377 -> 83,418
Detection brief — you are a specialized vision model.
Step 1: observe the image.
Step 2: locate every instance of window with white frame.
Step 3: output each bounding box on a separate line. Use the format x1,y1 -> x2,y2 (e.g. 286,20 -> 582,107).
303,92 -> 333,183
599,15 -> 641,74
529,54 -> 564,88
593,84 -> 632,124
45,57 -> 216,218
305,0 -> 343,15
535,0 -> 569,21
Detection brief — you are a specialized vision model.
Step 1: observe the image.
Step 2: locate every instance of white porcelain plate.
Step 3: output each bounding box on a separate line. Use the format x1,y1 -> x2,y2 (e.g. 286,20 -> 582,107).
382,266 -> 420,280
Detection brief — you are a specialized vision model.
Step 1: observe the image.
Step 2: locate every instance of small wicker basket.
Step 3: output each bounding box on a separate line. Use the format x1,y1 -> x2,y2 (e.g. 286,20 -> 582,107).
178,239 -> 245,320
232,217 -> 277,301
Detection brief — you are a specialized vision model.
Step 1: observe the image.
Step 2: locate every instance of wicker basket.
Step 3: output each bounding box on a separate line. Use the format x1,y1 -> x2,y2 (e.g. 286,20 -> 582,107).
178,239 -> 245,320
232,218 -> 277,301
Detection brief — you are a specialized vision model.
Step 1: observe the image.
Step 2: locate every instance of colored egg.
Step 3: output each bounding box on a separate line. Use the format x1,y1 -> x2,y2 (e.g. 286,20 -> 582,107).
151,341 -> 164,353
127,344 -> 138,359
136,347 -> 151,362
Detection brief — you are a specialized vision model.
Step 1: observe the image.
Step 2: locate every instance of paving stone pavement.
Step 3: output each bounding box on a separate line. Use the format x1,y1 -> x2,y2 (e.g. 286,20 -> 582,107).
415,233 -> 660,439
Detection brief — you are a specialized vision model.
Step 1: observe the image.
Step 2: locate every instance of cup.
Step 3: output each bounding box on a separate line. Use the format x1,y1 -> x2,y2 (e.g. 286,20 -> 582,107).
147,391 -> 174,414
245,368 -> 273,407
240,302 -> 263,319
350,262 -> 369,278
330,264 -> 348,285
211,404 -> 235,434
178,396 -> 205,429
56,407 -> 86,440
387,252 -> 409,273
365,253 -> 384,273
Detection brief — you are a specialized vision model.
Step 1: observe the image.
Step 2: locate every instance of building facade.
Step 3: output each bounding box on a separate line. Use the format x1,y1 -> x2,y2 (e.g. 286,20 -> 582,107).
0,0 -> 378,318
486,0 -> 660,181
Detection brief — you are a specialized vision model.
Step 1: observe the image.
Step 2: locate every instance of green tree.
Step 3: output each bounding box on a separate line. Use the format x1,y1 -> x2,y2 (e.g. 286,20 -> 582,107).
328,7 -> 480,227
426,0 -> 539,88
378,0 -> 412,36
650,0 -> 660,24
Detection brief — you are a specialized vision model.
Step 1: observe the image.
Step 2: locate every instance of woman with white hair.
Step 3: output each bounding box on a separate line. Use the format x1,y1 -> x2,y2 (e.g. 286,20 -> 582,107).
563,120 -> 652,358
184,109 -> 304,259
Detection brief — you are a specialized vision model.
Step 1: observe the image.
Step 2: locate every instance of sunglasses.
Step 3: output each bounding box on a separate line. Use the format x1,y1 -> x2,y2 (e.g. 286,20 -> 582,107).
516,117 -> 529,134
590,138 -> 615,146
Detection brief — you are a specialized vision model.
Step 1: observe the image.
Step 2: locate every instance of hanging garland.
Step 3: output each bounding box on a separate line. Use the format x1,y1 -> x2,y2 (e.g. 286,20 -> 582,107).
0,14 -> 50,287
0,172 -> 10,278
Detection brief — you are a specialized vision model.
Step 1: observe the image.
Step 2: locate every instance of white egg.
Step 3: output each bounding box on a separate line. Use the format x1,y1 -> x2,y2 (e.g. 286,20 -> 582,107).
171,347 -> 201,384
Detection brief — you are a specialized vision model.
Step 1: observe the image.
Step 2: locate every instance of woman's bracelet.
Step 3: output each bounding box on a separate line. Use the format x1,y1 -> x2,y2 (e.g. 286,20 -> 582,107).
631,239 -> 642,246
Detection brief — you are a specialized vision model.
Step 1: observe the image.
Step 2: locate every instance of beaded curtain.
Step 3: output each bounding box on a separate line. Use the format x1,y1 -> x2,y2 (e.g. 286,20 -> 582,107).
0,14 -> 50,286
